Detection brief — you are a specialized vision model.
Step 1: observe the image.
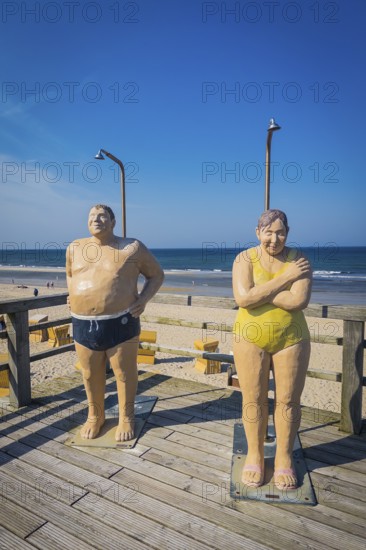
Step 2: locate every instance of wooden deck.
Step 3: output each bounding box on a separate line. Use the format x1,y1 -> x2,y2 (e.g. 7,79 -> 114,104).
0,370 -> 365,550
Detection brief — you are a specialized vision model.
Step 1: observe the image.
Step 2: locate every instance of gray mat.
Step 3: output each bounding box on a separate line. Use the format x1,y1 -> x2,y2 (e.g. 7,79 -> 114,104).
66,395 -> 157,449
230,422 -> 317,505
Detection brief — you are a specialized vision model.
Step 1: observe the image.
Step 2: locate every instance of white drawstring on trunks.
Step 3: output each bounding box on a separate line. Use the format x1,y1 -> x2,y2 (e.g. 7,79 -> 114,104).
89,320 -> 99,332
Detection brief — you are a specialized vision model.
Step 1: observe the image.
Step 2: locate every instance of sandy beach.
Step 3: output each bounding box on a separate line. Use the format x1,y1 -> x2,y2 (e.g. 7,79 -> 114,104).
0,282 -> 365,417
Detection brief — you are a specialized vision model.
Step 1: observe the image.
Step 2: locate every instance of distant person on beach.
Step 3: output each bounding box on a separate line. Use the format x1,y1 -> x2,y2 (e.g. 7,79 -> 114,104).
232,209 -> 312,491
47,282 -> 50,289
33,288 -> 39,297
66,204 -> 164,441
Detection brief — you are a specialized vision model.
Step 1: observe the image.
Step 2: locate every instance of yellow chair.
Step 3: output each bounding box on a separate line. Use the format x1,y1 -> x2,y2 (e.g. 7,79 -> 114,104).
138,330 -> 157,365
194,339 -> 221,374
48,325 -> 73,347
0,353 -> 10,398
29,314 -> 49,343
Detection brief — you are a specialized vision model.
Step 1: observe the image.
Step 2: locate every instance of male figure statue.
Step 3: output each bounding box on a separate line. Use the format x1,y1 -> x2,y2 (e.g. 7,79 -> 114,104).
66,204 -> 164,441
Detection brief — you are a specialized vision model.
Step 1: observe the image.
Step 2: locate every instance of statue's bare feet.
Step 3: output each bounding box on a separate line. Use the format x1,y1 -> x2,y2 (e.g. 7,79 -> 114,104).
115,417 -> 135,442
242,452 -> 264,487
274,466 -> 297,490
80,415 -> 105,439
274,454 -> 297,490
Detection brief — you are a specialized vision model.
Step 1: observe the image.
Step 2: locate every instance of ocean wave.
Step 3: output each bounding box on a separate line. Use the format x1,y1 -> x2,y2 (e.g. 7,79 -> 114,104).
313,271 -> 366,280
164,269 -> 205,273
313,271 -> 342,275
164,268 -> 231,274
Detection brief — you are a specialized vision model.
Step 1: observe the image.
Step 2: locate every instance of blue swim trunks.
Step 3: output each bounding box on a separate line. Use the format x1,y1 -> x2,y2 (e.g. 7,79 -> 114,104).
72,310 -> 140,351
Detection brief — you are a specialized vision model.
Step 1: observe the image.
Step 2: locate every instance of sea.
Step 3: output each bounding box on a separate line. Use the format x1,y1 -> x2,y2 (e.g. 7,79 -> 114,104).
1,246 -> 366,305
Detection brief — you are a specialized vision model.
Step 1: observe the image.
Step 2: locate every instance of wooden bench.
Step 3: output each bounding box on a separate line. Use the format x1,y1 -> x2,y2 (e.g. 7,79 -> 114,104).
194,339 -> 221,374
29,313 -> 49,342
138,330 -> 157,365
0,352 -> 9,397
48,325 -> 73,347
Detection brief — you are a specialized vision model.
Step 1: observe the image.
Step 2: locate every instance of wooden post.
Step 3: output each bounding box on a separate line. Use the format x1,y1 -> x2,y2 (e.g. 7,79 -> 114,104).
6,311 -> 31,407
340,320 -> 364,434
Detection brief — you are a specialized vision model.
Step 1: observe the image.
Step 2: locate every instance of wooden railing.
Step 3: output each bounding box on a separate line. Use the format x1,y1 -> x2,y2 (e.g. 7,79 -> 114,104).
0,293 -> 365,434
0,294 -> 74,408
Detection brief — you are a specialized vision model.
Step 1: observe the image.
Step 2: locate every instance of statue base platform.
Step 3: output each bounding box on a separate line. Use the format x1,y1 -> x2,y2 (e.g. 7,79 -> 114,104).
66,395 -> 157,449
230,422 -> 317,505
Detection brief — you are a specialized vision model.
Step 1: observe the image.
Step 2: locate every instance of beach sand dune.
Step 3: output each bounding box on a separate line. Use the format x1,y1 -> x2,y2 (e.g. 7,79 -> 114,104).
0,283 -> 365,417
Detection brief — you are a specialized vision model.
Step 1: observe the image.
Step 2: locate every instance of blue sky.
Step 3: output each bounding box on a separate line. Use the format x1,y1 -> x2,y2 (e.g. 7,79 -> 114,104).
1,1 -> 365,249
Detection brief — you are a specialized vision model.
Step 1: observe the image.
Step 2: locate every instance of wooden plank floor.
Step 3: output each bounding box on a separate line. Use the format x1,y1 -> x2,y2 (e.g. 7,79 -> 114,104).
0,370 -> 365,550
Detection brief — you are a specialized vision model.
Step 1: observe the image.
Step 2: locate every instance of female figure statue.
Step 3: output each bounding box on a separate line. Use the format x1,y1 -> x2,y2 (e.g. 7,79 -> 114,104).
232,209 -> 312,490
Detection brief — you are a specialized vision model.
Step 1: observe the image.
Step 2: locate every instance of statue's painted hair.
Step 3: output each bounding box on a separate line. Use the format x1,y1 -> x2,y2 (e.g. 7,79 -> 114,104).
92,204 -> 115,222
257,209 -> 289,233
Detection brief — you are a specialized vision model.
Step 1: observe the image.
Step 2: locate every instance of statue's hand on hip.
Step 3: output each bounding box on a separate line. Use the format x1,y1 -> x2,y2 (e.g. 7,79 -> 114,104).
129,296 -> 147,318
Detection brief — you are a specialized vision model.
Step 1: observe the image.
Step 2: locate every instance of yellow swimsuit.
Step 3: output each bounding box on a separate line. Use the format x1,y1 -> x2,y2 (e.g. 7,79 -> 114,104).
233,248 -> 310,354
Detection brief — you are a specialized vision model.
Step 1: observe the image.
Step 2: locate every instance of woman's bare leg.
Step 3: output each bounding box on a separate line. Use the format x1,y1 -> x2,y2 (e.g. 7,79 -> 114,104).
233,337 -> 271,485
272,340 -> 310,488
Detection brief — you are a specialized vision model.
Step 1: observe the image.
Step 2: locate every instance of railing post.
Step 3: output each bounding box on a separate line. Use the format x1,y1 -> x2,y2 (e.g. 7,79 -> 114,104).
340,320 -> 364,434
6,311 -> 31,407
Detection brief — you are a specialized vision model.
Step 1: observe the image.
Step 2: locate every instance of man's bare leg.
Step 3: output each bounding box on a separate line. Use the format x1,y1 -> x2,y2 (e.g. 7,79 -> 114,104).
107,336 -> 139,442
233,337 -> 271,486
75,342 -> 107,439
272,340 -> 310,489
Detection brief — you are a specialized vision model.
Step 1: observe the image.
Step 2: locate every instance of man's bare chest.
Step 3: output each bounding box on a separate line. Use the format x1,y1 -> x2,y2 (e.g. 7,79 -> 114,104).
72,246 -> 138,277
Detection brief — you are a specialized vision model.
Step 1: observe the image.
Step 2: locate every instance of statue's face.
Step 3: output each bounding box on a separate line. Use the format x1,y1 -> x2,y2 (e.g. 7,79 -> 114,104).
256,218 -> 287,256
88,207 -> 115,237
